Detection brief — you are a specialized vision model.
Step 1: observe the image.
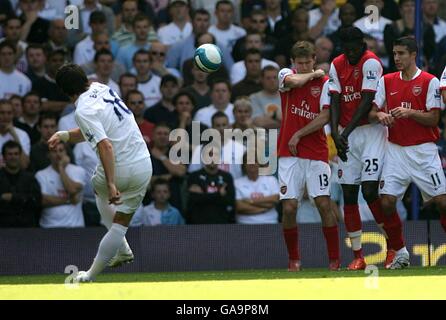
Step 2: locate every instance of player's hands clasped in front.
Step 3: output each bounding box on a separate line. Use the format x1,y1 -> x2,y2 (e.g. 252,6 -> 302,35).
391,107 -> 413,119
288,133 -> 301,156
377,111 -> 394,127
332,133 -> 349,162
108,183 -> 123,205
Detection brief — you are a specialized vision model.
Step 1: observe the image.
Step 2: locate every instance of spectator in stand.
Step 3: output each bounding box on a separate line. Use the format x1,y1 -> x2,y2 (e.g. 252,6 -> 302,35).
0,41 -> 31,99
157,0 -> 192,47
87,49 -> 121,95
144,74 -> 179,125
194,79 -> 234,128
150,122 -> 187,211
208,0 -> 246,54
32,49 -> 70,113
250,65 -> 281,129
0,99 -> 30,169
25,44 -> 47,85
234,152 -> 279,224
231,96 -> 256,132
29,112 -> 62,173
116,14 -> 154,71
182,63 -> 211,111
76,0 -> 115,38
148,41 -> 181,79
0,141 -> 41,228
328,3 -> 357,59
125,89 -> 154,146
8,95 -> 23,119
231,48 -> 263,101
191,0 -> 241,25
315,37 -> 333,65
45,19 -> 70,61
423,0 -> 446,44
348,0 -> 401,21
308,0 -> 341,39
112,0 -> 140,47
118,72 -> 137,100
186,148 -> 236,224
131,178 -> 185,226
133,49 -> 162,108
230,34 -> 279,85
15,91 -> 41,145
18,0 -> 50,44
0,17 -> 27,73
36,141 -> 86,228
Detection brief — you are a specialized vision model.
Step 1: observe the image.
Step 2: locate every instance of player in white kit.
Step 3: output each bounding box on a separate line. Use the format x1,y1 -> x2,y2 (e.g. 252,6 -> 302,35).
49,64 -> 152,281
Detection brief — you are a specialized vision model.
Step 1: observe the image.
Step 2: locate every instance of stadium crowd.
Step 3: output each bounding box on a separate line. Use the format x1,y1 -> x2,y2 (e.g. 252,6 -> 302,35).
0,0 -> 446,228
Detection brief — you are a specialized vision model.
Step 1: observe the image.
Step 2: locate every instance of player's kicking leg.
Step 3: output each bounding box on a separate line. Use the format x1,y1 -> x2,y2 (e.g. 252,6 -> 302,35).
76,211 -> 135,282
314,196 -> 340,270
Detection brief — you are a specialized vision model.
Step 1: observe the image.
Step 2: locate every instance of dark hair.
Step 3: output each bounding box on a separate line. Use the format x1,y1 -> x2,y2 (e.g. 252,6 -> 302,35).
151,178 -> 170,192
210,78 -> 231,92
339,26 -> 364,44
244,48 -> 262,60
94,48 -> 113,62
191,8 -> 210,20
154,122 -> 171,130
250,9 -> 266,18
132,13 -> 151,27
2,140 -> 22,157
394,36 -> 418,54
399,0 -> 414,8
216,0 -> 233,10
5,16 -> 21,27
161,74 -> 179,86
89,10 -> 107,24
38,112 -> 58,127
173,90 -> 196,107
119,72 -> 137,84
0,40 -> 16,54
194,32 -> 216,47
132,49 -> 151,62
25,43 -> 46,56
125,89 -> 144,103
47,49 -> 66,60
211,111 -> 228,126
261,65 -> 279,76
22,91 -> 41,104
55,64 -> 89,97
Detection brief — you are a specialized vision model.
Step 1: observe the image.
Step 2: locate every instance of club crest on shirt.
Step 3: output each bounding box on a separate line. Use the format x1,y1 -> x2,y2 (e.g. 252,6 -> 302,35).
311,86 -> 321,97
338,169 -> 343,178
353,68 -> 360,79
280,185 -> 287,195
380,180 -> 385,189
412,85 -> 422,96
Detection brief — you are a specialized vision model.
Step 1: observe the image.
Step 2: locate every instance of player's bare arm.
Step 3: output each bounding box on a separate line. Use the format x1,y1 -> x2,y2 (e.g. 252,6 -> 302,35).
97,138 -> 122,205
341,91 -> 376,137
442,91 -> 446,105
283,69 -> 325,89
329,93 -> 348,161
368,105 -> 394,127
391,107 -> 440,127
288,108 -> 330,156
48,128 -> 85,149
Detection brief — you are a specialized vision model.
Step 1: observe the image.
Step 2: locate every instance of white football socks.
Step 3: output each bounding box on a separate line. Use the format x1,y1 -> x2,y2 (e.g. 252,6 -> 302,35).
87,223 -> 128,279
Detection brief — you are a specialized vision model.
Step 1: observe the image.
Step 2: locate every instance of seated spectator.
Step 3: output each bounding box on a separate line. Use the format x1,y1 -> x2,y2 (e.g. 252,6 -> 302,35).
131,179 -> 185,226
231,48 -> 264,101
0,17 -> 28,73
182,63 -> 212,111
25,44 -> 47,85
157,0 -> 192,47
87,49 -> 121,95
193,79 -> 234,128
235,152 -> 279,224
15,91 -> 41,145
32,49 -> 70,113
133,49 -> 162,108
189,111 -> 245,179
18,0 -> 50,44
186,148 -> 236,224
250,65 -> 281,129
230,33 -> 279,85
150,123 -> 187,211
36,141 -> 86,228
0,141 -> 41,227
0,41 -> 31,99
73,141 -> 100,227
8,94 -> 23,119
149,41 -> 181,79
144,74 -> 179,124
30,112 -> 61,173
118,72 -> 137,101
125,89 -> 155,145
308,0 -> 340,39
0,99 -> 30,169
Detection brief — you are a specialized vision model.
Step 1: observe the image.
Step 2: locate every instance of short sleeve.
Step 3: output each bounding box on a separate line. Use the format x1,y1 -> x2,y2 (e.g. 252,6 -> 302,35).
440,66 -> 446,90
278,68 -> 293,92
373,77 -> 386,110
68,166 -> 86,187
234,179 -> 244,200
266,176 -> 280,196
361,58 -> 383,92
426,77 -> 442,111
320,80 -> 331,111
75,107 -> 108,150
35,171 -> 49,194
328,63 -> 341,94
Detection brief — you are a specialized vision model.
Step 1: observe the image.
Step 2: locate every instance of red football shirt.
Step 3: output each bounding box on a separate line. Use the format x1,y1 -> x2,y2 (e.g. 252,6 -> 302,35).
277,69 -> 330,162
374,69 -> 442,146
329,50 -> 383,127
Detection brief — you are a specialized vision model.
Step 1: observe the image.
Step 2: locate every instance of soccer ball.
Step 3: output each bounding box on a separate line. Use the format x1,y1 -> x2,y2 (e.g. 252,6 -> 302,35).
194,43 -> 222,73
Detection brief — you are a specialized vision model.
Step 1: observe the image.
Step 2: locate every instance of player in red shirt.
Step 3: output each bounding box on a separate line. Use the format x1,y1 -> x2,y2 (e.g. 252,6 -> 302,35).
278,41 -> 340,271
329,27 -> 395,270
370,36 -> 446,268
